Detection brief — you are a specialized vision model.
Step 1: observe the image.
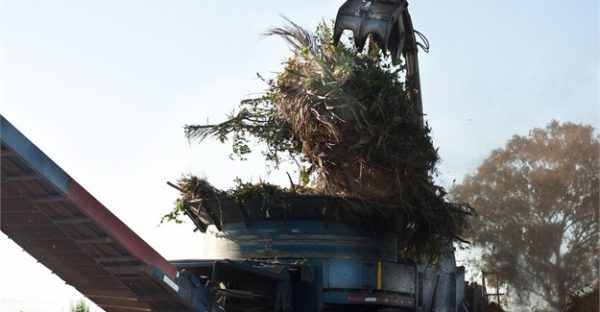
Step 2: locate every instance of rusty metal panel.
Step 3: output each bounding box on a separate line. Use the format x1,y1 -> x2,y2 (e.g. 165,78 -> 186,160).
381,261 -> 416,294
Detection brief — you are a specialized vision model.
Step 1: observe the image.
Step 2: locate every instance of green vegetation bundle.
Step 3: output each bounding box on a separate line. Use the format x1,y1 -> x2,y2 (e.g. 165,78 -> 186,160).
162,175 -> 228,224
176,21 -> 472,257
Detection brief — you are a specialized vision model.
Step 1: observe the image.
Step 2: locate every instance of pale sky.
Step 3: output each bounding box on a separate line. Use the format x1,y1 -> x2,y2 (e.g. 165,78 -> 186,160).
0,1 -> 597,311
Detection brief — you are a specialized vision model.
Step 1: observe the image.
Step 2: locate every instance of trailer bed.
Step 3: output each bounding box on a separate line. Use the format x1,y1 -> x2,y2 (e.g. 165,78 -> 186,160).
0,116 -> 192,312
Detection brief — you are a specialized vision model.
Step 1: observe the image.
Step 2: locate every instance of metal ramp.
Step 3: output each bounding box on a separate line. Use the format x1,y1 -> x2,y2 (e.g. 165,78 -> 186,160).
0,116 -> 196,312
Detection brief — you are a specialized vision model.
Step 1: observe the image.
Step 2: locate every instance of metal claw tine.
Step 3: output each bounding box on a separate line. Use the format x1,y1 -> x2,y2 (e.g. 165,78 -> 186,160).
355,36 -> 368,52
334,0 -> 409,62
387,20 -> 405,63
333,15 -> 362,43
333,28 -> 343,45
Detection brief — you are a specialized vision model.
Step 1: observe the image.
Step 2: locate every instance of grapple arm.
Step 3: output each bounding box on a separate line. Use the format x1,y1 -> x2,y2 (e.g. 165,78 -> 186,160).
334,0 -> 423,121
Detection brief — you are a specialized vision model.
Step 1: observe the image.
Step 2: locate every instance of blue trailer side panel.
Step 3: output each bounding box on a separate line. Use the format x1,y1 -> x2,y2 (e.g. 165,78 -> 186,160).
0,116 -> 70,194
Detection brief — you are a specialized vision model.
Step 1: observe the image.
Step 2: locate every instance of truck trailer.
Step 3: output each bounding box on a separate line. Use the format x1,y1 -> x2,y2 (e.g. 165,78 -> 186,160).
0,115 -> 487,311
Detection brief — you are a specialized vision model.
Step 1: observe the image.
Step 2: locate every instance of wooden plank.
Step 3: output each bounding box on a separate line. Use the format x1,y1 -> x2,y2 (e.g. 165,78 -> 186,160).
2,172 -> 39,182
96,255 -> 139,263
51,216 -> 92,224
75,236 -> 112,244
105,265 -> 148,276
0,149 -> 16,158
31,195 -> 67,204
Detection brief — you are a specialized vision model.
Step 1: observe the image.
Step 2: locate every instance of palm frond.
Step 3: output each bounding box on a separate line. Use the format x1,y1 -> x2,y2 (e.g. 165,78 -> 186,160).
184,112 -> 246,142
184,124 -> 218,142
265,16 -> 320,56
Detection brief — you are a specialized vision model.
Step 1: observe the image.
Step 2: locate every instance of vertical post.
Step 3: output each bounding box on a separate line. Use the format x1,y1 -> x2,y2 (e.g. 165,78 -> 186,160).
495,273 -> 500,308
481,271 -> 487,304
482,271 -> 503,310
401,9 -> 424,128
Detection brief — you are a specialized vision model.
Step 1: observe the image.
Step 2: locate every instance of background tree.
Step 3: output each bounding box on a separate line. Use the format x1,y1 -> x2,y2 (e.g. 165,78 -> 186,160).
70,298 -> 90,312
451,120 -> 599,310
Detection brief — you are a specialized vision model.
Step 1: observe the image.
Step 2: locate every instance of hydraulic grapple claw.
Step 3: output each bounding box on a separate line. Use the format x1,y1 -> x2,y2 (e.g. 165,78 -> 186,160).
334,0 -> 408,62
